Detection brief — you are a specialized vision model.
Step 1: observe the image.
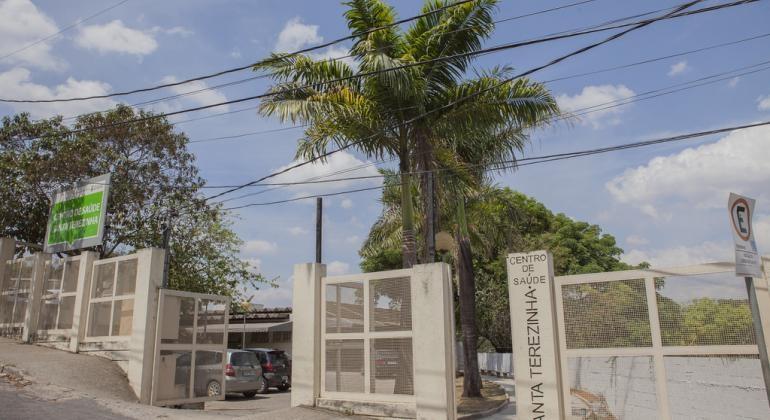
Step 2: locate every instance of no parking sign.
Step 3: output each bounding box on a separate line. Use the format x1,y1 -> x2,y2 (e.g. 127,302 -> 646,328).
728,192 -> 762,277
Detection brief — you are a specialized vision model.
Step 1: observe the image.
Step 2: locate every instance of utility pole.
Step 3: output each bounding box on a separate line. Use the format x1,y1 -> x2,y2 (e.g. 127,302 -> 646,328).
316,197 -> 322,264
161,212 -> 173,288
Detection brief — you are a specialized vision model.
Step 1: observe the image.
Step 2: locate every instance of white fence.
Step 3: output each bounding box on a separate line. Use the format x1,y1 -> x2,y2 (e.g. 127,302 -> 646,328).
553,260 -> 770,419
151,289 -> 229,406
292,263 -> 457,419
0,238 -> 227,406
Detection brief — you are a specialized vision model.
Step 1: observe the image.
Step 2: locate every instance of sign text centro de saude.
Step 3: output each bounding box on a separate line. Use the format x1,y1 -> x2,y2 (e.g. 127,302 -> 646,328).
506,251 -> 563,419
44,174 -> 111,253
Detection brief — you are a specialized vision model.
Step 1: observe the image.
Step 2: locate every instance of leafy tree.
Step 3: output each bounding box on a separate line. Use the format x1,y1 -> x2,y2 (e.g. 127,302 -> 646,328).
361,185 -> 637,350
0,107 -> 264,301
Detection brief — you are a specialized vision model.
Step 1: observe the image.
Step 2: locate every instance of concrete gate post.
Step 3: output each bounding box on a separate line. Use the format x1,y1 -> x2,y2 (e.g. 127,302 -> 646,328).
412,263 -> 457,420
22,252 -> 50,343
290,262 -> 325,408
0,237 -> 14,293
70,251 -> 98,352
129,248 -> 164,404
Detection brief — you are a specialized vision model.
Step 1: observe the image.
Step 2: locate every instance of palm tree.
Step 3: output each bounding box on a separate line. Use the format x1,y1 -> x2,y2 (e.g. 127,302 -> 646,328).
255,0 -> 561,397
255,0 -> 503,267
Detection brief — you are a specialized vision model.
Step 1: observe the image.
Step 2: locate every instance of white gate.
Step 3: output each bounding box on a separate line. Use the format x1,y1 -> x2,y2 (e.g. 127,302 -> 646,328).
321,269 -> 415,403
151,289 -> 230,406
554,260 -> 770,419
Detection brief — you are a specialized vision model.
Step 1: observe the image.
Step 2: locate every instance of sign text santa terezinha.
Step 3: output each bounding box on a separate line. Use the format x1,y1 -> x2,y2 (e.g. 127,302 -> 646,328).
506,251 -> 563,419
44,174 -> 111,253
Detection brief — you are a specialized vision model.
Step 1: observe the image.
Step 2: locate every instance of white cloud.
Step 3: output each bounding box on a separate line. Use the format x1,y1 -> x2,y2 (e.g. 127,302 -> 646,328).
274,17 -> 354,68
340,198 -> 353,209
0,0 -> 64,70
625,235 -> 649,246
252,276 -> 293,307
0,67 -> 115,118
230,48 -> 242,59
275,17 -> 322,52
606,125 -> 770,217
159,75 -> 229,112
755,214 -> 770,253
667,60 -> 689,77
728,77 -> 740,88
270,151 -> 381,197
327,260 -> 350,276
75,20 -> 157,56
243,239 -> 278,255
288,226 -> 308,236
556,84 -> 635,128
622,241 -> 732,268
345,235 -> 360,244
757,95 -> 770,111
152,26 -> 193,37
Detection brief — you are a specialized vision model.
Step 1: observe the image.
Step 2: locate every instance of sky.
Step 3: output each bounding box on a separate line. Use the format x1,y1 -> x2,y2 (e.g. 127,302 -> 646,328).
1,0 -> 769,307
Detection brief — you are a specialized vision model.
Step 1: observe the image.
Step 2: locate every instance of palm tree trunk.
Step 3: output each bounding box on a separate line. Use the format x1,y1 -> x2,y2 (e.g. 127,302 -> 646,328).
415,131 -> 435,263
456,199 -> 482,397
400,159 -> 417,269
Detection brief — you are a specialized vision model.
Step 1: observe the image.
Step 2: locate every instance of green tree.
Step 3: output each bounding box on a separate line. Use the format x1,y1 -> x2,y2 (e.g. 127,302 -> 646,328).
0,108 -> 264,300
361,186 -> 637,351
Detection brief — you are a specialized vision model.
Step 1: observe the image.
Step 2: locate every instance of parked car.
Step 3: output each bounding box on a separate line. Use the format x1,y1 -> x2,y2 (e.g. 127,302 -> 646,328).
220,349 -> 264,398
245,348 -> 291,393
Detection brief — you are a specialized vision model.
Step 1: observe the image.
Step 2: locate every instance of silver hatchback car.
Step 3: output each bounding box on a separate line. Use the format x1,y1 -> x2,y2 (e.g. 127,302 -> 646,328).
221,349 -> 263,398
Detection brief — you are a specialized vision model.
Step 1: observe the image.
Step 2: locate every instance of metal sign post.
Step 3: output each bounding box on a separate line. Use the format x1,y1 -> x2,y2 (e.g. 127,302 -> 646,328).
728,193 -> 770,406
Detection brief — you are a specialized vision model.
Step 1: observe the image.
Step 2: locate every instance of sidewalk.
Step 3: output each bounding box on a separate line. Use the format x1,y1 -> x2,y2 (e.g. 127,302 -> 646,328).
482,375 -> 516,419
0,338 -> 348,419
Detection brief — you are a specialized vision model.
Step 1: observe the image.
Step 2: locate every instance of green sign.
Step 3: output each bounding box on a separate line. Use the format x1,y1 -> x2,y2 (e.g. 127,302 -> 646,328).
44,174 -> 110,253
47,191 -> 104,245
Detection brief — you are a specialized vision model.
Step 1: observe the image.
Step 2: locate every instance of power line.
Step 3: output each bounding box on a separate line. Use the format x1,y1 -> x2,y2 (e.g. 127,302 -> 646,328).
186,31 -> 770,148
0,0 -> 130,62
222,120 -> 770,209
52,0 -> 605,122
11,0 -> 747,146
205,0 -> 713,202
0,0 -> 478,104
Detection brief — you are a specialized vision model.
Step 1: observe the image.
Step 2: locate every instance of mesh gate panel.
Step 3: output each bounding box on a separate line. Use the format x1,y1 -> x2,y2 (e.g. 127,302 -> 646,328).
326,282 -> 364,333
325,339 -> 365,393
562,279 -> 652,349
664,355 -> 767,420
370,337 -> 413,395
568,356 -> 658,420
656,273 -> 755,346
370,277 -> 411,332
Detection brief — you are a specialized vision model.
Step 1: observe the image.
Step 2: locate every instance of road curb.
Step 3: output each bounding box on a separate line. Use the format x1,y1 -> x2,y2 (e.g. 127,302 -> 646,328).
458,397 -> 509,419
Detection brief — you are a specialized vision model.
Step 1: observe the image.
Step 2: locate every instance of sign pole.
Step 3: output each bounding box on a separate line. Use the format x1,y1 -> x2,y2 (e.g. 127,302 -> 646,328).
745,276 -> 770,407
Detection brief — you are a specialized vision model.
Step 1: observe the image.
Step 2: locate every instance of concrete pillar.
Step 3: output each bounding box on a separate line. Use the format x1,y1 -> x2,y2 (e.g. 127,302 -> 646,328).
290,262 -> 325,408
70,251 -> 98,352
0,237 -> 14,294
411,263 -> 457,420
128,248 -> 164,404
22,252 -> 50,343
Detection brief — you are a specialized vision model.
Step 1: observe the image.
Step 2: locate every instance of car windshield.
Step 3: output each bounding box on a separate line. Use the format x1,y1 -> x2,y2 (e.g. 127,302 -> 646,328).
269,351 -> 290,367
231,351 -> 258,366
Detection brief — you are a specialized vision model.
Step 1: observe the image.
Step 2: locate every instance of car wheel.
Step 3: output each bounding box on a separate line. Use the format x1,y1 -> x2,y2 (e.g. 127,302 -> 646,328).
243,391 -> 257,398
277,384 -> 290,392
206,380 -> 222,397
256,376 -> 269,394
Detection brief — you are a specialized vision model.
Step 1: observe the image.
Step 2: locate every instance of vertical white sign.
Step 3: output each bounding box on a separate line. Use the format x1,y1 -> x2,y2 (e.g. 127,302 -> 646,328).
728,193 -> 762,277
506,251 -> 563,419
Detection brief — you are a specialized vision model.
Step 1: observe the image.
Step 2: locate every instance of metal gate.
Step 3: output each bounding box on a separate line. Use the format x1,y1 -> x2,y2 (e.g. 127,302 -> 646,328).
320,269 -> 416,403
0,255 -> 40,336
554,260 -> 769,419
151,289 -> 229,406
